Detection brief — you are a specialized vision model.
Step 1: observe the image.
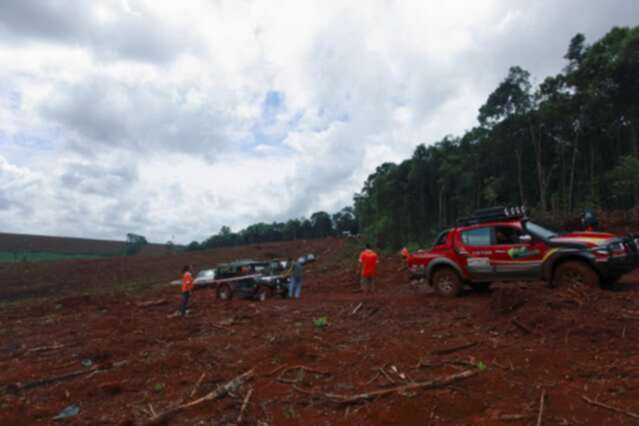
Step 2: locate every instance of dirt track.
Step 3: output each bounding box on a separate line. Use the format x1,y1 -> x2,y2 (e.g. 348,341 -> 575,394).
3,237 -> 639,425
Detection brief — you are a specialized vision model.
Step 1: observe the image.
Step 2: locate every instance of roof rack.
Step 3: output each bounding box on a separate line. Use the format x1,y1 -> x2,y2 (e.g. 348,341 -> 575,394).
456,206 -> 527,226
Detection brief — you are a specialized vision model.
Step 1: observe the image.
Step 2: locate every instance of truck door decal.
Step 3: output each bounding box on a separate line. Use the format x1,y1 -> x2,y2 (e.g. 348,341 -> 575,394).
467,257 -> 491,273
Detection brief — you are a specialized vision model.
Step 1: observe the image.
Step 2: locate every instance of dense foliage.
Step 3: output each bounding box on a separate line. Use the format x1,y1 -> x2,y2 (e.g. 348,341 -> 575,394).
355,26 -> 639,249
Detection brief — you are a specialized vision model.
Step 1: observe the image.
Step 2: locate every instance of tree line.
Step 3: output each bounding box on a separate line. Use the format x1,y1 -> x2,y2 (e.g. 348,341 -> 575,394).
355,26 -> 639,249
186,208 -> 358,251
188,26 -> 638,252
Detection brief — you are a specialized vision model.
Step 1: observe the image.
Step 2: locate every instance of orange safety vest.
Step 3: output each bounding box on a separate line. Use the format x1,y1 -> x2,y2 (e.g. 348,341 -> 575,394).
182,271 -> 194,293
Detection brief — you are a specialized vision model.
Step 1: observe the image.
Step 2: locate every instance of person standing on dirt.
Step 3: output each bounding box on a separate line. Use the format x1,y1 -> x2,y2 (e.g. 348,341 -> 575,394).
358,244 -> 379,293
286,258 -> 304,299
179,264 -> 194,316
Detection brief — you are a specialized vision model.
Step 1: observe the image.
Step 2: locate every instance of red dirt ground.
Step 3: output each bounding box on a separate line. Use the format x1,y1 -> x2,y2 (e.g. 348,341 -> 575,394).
3,236 -> 639,425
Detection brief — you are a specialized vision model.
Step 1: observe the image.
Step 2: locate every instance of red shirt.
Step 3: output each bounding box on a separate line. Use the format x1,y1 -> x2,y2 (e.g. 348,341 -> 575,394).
359,249 -> 378,278
182,271 -> 194,293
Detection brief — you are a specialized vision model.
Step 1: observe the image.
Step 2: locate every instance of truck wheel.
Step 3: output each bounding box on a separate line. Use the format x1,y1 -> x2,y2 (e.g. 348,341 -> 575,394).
217,284 -> 232,301
256,285 -> 270,302
432,268 -> 463,297
552,261 -> 600,288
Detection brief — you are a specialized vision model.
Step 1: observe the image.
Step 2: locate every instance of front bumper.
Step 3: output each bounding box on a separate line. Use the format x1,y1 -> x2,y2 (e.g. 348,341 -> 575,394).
594,235 -> 639,280
408,264 -> 426,278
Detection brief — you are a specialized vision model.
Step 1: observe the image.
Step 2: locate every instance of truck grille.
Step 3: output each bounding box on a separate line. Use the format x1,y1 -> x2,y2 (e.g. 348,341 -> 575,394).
624,235 -> 639,253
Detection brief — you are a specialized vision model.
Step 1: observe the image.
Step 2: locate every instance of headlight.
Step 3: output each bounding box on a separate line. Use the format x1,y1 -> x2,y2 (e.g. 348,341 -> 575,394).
609,242 -> 625,251
607,241 -> 627,257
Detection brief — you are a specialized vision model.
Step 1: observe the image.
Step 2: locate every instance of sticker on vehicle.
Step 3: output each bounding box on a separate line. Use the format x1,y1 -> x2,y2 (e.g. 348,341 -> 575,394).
507,247 -> 541,259
467,257 -> 491,272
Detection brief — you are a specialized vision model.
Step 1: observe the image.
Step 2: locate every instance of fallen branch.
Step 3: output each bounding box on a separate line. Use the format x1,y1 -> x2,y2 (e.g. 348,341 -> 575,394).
352,303 -> 363,315
581,395 -> 639,420
210,323 -> 232,331
414,359 -> 475,370
365,371 -> 381,385
236,388 -> 253,424
363,307 -> 381,319
499,414 -> 531,421
299,369 -> 478,404
292,384 -> 318,396
265,364 -> 287,377
144,369 -> 254,426
431,342 -> 478,356
378,366 -> 395,384
190,372 -> 206,398
136,298 -> 167,308
536,390 -> 545,426
277,365 -> 330,384
620,308 -> 639,318
12,366 -> 99,391
512,319 -> 533,335
26,343 -> 65,354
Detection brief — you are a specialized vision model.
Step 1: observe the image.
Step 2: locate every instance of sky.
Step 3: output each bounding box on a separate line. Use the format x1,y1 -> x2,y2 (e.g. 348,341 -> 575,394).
0,0 -> 637,244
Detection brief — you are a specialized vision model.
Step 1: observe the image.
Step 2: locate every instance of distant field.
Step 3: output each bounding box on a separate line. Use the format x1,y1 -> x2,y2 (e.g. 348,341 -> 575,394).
0,232 -> 171,258
0,251 -> 103,263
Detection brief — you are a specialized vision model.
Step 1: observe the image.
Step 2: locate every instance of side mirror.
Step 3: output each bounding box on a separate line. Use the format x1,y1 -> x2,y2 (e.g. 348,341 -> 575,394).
519,235 -> 532,244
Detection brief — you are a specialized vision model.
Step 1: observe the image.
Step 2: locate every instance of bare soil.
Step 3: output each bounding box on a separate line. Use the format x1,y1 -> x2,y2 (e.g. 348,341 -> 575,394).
3,236 -> 639,425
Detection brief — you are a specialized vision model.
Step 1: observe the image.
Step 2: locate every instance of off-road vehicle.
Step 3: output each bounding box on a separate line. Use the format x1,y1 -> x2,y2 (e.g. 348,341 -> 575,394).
171,259 -> 293,301
213,260 -> 275,301
406,207 -> 639,297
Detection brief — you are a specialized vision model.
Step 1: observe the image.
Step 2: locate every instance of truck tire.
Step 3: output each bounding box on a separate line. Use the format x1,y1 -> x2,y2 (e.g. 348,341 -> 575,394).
432,267 -> 463,297
217,284 -> 232,301
552,261 -> 600,288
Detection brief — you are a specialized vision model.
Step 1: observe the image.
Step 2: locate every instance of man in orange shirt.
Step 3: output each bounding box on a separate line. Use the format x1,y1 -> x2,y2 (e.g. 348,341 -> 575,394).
358,244 -> 379,293
180,264 -> 194,317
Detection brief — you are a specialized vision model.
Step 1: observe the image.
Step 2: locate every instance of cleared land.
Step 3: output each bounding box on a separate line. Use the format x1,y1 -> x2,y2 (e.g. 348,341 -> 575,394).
0,232 -> 170,260
2,237 -> 639,425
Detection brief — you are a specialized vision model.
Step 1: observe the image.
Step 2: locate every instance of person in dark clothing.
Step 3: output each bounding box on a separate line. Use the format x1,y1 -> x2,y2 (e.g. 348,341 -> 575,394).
286,258 -> 304,299
581,208 -> 599,232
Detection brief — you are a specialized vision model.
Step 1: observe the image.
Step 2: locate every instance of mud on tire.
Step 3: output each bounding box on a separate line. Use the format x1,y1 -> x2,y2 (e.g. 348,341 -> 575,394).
432,267 -> 464,297
552,261 -> 600,289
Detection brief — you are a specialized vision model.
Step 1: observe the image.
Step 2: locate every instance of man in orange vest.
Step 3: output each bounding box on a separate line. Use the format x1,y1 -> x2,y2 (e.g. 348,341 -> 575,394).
358,243 -> 379,293
180,264 -> 194,316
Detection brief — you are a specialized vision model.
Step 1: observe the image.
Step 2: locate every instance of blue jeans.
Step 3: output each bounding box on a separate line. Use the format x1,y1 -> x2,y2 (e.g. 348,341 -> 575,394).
180,292 -> 191,315
288,277 -> 302,299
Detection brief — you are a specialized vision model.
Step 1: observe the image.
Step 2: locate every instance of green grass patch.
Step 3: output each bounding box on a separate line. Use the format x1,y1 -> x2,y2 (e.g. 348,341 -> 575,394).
0,251 -> 104,264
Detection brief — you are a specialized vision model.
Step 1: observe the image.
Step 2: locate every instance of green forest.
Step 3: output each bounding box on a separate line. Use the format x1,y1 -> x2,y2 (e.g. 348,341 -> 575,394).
190,26 -> 639,251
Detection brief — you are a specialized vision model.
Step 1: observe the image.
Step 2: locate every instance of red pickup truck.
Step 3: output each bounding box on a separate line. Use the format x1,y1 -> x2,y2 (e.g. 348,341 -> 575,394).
405,207 -> 639,297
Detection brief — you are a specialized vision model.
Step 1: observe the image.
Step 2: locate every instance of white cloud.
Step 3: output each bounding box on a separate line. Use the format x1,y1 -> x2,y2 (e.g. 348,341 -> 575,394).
0,0 -> 637,242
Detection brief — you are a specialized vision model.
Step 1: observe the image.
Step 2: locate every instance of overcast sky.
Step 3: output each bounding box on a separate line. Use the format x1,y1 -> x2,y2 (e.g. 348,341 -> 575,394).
0,0 -> 637,243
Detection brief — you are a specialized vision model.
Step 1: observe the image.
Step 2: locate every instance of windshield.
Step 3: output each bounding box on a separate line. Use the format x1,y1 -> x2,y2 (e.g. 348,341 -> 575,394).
524,222 -> 557,239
